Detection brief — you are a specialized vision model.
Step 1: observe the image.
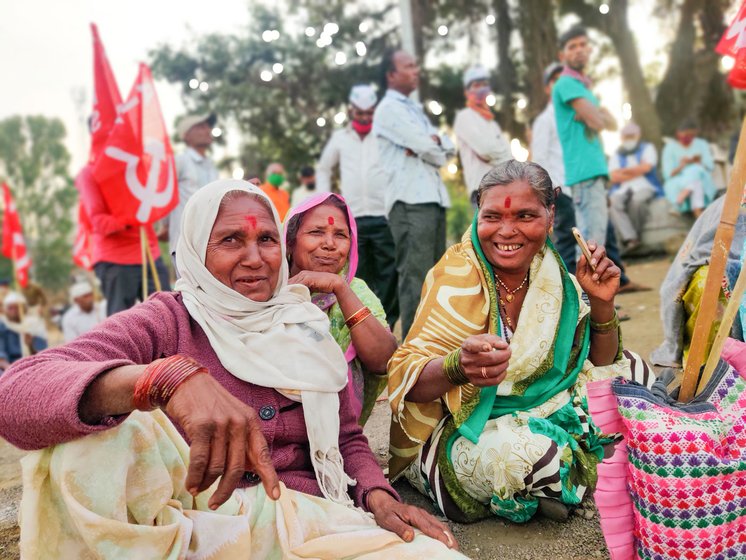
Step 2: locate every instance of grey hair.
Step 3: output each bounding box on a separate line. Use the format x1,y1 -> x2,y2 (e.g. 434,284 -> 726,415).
476,160 -> 555,210
219,189 -> 275,218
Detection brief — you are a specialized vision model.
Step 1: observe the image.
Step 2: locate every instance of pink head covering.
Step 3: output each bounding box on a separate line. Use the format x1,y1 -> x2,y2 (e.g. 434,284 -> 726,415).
284,192 -> 365,415
284,192 -> 359,305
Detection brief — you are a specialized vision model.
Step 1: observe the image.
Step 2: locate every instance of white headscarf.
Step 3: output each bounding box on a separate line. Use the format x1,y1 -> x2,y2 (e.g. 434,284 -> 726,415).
174,180 -> 355,506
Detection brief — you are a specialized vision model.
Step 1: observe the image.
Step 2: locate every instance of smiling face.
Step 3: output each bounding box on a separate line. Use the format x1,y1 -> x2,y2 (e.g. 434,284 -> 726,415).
477,181 -> 553,278
204,194 -> 282,302
289,203 -> 351,276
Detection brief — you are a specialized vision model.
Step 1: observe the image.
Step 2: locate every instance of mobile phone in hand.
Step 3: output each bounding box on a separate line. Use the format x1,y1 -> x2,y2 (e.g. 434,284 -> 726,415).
571,227 -> 596,272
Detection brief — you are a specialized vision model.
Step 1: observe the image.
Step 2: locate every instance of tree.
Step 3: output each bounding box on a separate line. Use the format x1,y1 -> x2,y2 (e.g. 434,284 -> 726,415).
0,116 -> 77,291
150,2 -> 399,177
655,0 -> 733,137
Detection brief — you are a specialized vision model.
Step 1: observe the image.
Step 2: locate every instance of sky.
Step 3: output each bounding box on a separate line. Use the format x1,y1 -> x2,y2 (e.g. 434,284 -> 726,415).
0,0 -> 677,174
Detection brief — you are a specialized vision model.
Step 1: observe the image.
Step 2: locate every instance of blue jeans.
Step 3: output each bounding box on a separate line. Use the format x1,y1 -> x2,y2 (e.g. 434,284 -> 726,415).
571,176 -> 608,246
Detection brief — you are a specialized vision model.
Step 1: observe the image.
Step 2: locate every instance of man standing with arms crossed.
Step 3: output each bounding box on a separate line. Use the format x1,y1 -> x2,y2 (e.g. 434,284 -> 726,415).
316,85 -> 399,327
553,26 -> 617,246
373,49 -> 454,337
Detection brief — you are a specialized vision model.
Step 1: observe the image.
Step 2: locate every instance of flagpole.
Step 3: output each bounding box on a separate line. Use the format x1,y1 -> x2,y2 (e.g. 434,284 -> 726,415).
679,114 -> 746,401
144,233 -> 162,292
139,226 -> 148,302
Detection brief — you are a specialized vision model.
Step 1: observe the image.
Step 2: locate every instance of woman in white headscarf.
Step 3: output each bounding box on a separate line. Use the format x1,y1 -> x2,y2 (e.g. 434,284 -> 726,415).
0,181 -> 464,559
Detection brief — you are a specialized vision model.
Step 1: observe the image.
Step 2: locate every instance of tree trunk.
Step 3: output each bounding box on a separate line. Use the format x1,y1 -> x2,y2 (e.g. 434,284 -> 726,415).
493,0 -> 521,139
603,0 -> 661,146
409,0 -> 430,98
516,0 -> 559,122
655,0 -> 702,137
697,0 -> 733,138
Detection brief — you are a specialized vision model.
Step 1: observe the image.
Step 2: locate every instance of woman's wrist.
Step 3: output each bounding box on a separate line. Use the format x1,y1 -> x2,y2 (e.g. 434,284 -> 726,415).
588,299 -> 615,322
365,488 -> 398,512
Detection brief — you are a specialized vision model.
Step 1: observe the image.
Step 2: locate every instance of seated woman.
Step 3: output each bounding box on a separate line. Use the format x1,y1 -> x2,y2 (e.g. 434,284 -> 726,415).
388,160 -> 648,524
662,119 -> 716,218
0,180 -> 463,559
651,195 -> 746,368
285,193 -> 396,425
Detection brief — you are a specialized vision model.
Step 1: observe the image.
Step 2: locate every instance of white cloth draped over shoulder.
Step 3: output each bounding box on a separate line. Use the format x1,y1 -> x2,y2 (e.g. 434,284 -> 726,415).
174,179 -> 354,506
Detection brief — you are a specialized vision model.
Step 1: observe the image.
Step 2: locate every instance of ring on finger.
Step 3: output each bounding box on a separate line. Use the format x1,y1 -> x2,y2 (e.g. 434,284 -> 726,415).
481,366 -> 487,379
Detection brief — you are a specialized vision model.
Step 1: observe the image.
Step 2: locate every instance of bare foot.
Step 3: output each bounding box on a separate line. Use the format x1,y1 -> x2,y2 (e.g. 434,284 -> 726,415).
676,189 -> 692,206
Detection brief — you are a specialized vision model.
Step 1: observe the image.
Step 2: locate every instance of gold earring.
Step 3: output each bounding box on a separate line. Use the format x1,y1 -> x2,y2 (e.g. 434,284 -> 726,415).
549,226 -> 554,235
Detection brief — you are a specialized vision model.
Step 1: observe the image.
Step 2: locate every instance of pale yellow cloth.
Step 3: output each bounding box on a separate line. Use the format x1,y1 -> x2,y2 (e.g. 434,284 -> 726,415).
18,410 -> 468,559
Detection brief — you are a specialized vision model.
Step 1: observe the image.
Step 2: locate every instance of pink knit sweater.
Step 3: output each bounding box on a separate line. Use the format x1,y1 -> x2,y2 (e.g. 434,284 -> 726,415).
0,292 -> 396,509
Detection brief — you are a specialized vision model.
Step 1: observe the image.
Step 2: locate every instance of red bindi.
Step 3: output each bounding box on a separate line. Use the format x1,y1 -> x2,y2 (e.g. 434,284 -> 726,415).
328,216 -> 335,225
504,196 -> 511,209
245,215 -> 257,228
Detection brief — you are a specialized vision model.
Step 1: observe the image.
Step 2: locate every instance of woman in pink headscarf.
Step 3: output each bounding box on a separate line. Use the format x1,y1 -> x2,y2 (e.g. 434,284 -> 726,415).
285,193 -> 397,424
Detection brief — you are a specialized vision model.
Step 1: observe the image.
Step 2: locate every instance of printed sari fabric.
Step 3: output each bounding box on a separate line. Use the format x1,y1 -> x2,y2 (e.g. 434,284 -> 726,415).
285,193 -> 388,424
18,409 -> 467,559
388,226 -> 632,523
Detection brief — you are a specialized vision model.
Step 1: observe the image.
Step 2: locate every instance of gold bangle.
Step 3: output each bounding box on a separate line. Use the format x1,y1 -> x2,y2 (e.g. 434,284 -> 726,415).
590,312 -> 620,333
443,349 -> 469,386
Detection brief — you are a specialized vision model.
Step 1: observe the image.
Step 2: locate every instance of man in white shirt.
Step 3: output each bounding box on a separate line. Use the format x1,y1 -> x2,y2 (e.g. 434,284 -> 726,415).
373,49 -> 454,336
608,122 -> 660,251
61,282 -> 105,342
167,113 -> 219,259
316,85 -> 398,326
453,65 -> 512,207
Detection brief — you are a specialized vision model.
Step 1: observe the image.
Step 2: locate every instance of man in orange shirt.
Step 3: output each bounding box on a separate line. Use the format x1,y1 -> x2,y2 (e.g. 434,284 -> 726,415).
260,162 -> 290,220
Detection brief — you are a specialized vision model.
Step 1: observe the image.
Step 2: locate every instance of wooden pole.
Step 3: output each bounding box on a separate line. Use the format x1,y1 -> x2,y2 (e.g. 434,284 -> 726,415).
139,226 -> 148,302
698,254 -> 746,392
679,115 -> 746,401
144,235 -> 162,292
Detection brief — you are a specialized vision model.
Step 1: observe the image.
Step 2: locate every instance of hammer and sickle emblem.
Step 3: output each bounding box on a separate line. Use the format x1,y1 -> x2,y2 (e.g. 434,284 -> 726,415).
104,139 -> 175,223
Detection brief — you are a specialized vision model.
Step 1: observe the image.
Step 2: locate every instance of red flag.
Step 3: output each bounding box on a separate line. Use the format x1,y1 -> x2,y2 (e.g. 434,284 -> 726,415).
1,183 -> 31,288
89,23 -> 123,164
717,1 -> 746,89
72,203 -> 94,270
92,63 -> 178,225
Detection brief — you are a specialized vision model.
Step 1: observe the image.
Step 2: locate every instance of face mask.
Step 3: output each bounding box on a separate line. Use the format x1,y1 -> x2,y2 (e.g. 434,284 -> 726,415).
621,139 -> 638,151
352,120 -> 372,135
306,182 -> 316,190
267,173 -> 284,187
467,85 -> 491,104
677,133 -> 695,146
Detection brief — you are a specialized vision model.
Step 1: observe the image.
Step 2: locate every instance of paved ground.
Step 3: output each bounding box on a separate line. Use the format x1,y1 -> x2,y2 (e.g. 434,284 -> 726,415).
0,257 -> 671,559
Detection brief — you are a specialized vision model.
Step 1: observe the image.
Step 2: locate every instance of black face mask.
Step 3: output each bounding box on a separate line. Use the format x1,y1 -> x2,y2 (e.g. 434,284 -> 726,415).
306,182 -> 316,190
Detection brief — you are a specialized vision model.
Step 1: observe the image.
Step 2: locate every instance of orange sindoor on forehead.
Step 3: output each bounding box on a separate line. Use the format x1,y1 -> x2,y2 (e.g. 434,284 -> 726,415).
245,215 -> 257,228
328,216 -> 335,225
504,196 -> 511,209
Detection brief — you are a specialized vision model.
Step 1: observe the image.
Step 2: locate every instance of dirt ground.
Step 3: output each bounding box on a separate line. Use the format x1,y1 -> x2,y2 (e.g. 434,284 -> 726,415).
0,257 -> 671,559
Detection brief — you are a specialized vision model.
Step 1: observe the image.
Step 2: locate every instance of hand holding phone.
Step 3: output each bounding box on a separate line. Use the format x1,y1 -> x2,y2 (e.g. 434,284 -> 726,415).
571,227 -> 596,272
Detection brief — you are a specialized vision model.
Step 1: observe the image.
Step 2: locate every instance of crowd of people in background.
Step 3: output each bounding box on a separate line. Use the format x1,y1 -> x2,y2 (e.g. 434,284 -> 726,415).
0,25 -> 727,370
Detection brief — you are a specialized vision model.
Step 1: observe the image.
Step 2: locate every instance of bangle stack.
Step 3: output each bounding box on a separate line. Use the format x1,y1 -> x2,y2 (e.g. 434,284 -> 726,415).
590,312 -> 620,333
443,349 -> 469,386
345,306 -> 372,331
133,355 -> 208,411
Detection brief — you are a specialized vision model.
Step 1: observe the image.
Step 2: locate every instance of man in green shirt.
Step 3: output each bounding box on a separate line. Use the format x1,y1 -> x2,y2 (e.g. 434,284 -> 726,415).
552,26 -> 617,246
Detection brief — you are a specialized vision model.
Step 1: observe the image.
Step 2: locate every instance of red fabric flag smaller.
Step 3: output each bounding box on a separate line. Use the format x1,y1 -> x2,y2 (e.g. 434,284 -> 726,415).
72,203 -> 94,270
1,183 -> 31,288
89,23 -> 123,164
92,63 -> 178,225
717,1 -> 746,89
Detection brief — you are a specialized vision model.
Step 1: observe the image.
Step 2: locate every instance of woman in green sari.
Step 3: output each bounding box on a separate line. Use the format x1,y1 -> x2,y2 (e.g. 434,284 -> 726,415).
388,160 -> 647,523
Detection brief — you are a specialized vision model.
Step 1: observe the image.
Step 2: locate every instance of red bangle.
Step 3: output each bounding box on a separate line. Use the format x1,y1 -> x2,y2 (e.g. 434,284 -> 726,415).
132,355 -> 208,411
345,306 -> 372,330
